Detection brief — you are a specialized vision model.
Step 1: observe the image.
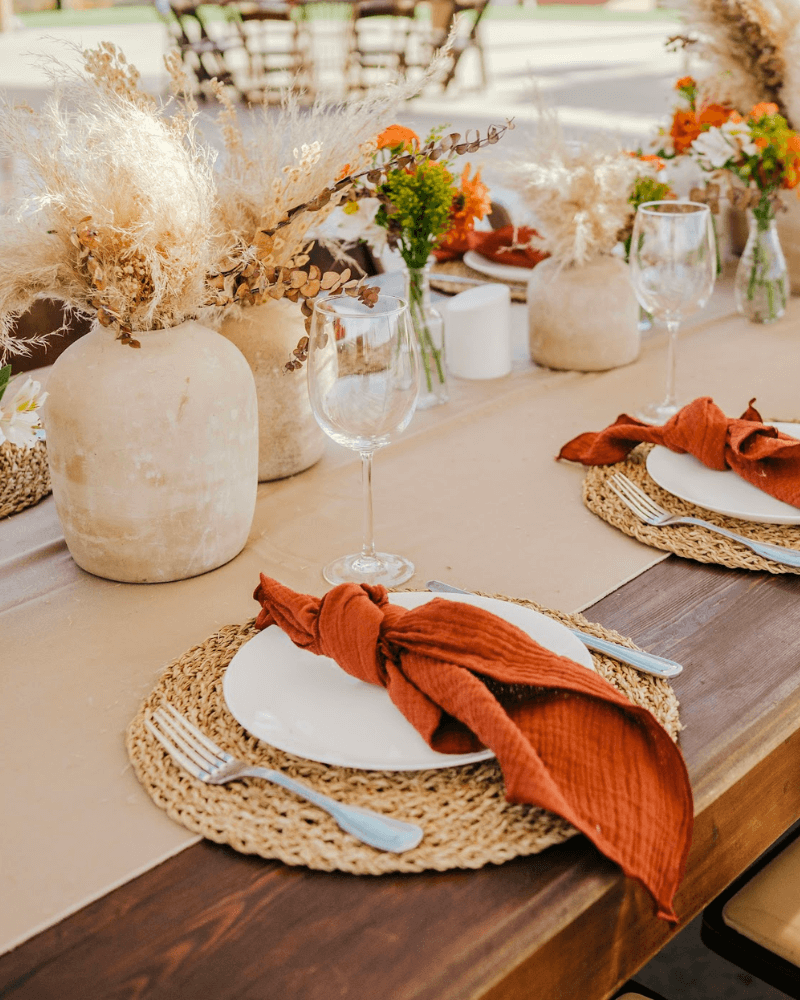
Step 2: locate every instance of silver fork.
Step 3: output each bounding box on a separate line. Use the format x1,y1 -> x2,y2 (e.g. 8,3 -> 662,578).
609,473 -> 800,568
145,704 -> 423,854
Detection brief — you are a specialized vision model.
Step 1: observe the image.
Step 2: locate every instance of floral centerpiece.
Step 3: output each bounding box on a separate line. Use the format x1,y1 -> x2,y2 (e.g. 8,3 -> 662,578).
655,75 -> 800,322
324,121 -> 511,407
667,0 -> 800,294
503,113 -> 662,370
0,45 -> 259,581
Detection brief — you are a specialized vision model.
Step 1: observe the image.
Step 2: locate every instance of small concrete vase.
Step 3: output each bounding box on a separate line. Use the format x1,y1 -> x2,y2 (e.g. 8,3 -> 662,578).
219,300 -> 326,481
44,320 -> 258,583
527,255 -> 640,371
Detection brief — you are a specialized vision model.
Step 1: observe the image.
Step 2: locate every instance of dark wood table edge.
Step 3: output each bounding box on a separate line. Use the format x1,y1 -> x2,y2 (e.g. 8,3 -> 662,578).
3,556 -> 800,1000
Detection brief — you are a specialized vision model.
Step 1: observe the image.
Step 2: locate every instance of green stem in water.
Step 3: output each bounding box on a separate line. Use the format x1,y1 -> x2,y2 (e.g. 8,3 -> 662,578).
407,268 -> 444,392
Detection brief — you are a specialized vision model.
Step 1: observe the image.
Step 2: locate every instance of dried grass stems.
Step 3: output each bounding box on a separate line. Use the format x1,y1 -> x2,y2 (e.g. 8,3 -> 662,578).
196,53 -> 513,370
0,45 -> 217,360
674,0 -> 800,128
505,112 -> 646,269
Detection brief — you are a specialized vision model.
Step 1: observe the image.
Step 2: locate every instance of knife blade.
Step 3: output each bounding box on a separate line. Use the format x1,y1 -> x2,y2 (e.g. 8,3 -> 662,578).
425,580 -> 683,679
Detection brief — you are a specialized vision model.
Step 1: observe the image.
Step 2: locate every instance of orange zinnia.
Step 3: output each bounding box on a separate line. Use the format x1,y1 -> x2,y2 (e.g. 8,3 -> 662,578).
675,76 -> 695,90
670,109 -> 702,154
377,124 -> 419,150
439,163 -> 491,251
697,103 -> 733,129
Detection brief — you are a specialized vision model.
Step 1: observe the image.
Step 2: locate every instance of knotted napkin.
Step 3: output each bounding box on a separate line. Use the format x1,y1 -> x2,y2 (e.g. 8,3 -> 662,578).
434,226 -> 549,267
253,574 -> 693,922
559,397 -> 800,508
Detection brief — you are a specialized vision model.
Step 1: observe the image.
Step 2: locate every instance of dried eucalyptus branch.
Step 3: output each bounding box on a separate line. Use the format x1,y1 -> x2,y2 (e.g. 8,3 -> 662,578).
256,119 -> 515,242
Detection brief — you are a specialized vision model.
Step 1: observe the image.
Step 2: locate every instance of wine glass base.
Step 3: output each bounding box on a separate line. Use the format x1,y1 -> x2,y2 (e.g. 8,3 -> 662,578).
323,552 -> 415,587
634,400 -> 679,425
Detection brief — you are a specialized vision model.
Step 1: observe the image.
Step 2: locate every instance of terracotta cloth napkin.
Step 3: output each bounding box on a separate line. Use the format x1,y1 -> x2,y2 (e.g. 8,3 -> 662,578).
559,397 -> 800,508
434,226 -> 549,268
253,574 -> 693,922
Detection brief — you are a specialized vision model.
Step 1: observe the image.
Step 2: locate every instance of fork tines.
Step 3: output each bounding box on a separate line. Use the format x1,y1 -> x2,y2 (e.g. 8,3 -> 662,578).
144,705 -> 231,779
608,473 -> 665,522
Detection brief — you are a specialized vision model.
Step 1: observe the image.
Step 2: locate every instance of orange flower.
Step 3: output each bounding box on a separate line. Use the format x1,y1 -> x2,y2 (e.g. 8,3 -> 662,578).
789,134 -> 800,154
728,110 -> 745,124
639,153 -> 666,170
754,136 -> 769,149
675,76 -> 695,90
670,109 -> 702,154
697,103 -> 733,129
750,102 -> 779,120
377,124 -> 419,151
439,163 -> 491,251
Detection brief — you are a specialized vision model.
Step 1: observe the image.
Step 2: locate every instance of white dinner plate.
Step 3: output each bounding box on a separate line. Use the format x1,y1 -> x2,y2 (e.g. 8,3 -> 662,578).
223,591 -> 594,771
463,249 -> 532,284
646,421 -> 800,525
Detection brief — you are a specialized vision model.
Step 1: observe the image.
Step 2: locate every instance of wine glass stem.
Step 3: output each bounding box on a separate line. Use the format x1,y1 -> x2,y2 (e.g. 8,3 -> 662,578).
663,319 -> 680,409
360,450 -> 377,562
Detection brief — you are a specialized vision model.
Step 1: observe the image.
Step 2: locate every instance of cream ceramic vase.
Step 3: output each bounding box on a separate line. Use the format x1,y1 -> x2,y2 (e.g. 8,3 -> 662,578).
44,320 -> 258,584
527,255 -> 640,371
219,300 -> 325,481
776,195 -> 800,294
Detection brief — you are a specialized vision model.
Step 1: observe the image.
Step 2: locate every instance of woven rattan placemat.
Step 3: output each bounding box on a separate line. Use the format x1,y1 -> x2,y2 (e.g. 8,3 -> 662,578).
126,594 -> 680,874
583,444 -> 800,574
0,440 -> 51,519
430,259 -> 528,302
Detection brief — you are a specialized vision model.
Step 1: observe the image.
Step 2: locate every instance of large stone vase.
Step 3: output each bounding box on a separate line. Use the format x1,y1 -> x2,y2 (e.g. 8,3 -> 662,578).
219,300 -> 326,481
527,255 -> 640,371
44,320 -> 258,583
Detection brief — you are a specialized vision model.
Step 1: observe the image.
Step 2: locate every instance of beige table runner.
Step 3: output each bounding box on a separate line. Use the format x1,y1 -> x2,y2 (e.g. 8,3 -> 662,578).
3,287 -> 800,954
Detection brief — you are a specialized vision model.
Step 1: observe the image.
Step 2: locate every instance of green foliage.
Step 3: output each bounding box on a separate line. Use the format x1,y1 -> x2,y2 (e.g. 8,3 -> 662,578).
0,364 -> 11,404
623,176 -> 673,260
376,160 -> 456,269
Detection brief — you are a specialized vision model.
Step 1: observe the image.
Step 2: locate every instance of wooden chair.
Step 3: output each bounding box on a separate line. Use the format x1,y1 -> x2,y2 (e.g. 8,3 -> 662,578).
701,820 -> 800,998
156,0 -> 243,95
345,0 -> 418,94
424,0 -> 490,90
157,0 -> 313,103
225,0 -> 316,99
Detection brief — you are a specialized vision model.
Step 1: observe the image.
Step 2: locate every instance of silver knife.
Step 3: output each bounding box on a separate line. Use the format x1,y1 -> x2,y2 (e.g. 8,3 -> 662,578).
425,580 -> 683,679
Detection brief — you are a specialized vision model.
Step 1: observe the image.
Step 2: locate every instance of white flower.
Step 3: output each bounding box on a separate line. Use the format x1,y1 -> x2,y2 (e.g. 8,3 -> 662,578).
691,126 -> 737,169
0,376 -> 47,449
720,119 -> 759,157
313,198 -> 388,254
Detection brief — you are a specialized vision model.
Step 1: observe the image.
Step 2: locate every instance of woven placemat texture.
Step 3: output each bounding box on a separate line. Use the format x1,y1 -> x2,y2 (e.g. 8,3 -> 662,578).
0,439 -> 51,519
430,259 -> 528,302
583,444 -> 800,574
127,593 -> 680,874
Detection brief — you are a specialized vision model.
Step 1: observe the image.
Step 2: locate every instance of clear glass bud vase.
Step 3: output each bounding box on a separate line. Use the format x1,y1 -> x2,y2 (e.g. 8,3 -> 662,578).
405,262 -> 448,409
735,212 -> 788,324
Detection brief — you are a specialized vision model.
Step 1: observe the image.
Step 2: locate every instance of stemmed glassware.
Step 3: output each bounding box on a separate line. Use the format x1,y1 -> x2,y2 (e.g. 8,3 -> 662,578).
307,293 -> 420,587
629,201 -> 716,424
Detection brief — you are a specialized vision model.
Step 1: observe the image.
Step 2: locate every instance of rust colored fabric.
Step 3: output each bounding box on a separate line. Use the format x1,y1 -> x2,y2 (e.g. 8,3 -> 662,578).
253,575 -> 693,922
433,226 -> 548,267
558,397 -> 800,508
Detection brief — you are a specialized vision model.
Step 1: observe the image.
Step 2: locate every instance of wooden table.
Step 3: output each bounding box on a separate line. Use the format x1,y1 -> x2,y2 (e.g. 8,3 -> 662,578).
3,293 -> 800,999
4,564 -> 800,999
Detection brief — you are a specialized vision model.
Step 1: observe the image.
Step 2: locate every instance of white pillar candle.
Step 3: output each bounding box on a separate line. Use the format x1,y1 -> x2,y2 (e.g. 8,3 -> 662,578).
443,283 -> 512,380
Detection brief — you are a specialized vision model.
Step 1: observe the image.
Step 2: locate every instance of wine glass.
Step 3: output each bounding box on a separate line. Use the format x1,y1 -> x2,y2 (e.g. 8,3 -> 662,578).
307,293 -> 420,587
629,201 -> 716,424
